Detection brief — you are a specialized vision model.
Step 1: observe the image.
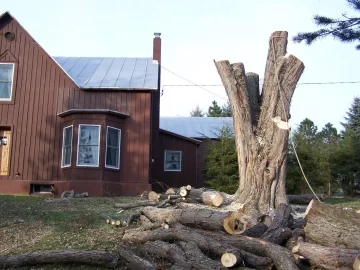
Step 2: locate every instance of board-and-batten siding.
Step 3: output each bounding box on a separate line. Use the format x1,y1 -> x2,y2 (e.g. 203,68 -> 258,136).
152,131 -> 198,192
0,17 -> 151,191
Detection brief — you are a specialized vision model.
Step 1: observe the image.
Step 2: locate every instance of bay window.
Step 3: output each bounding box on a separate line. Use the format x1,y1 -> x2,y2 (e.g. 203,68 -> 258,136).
76,125 -> 100,167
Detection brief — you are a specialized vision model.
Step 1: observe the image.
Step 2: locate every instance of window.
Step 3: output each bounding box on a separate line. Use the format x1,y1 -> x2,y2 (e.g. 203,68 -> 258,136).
105,126 -> 121,169
164,150 -> 182,172
61,126 -> 73,167
0,63 -> 14,101
31,184 -> 54,194
77,125 -> 100,167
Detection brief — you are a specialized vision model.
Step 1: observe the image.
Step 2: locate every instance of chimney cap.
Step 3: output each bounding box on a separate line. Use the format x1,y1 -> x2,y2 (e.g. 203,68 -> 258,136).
154,32 -> 161,37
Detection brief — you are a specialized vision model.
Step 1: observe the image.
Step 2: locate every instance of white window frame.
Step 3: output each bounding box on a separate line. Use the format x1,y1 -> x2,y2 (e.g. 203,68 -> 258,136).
105,126 -> 121,170
61,125 -> 73,168
76,124 -> 101,167
0,63 -> 15,101
164,150 -> 182,172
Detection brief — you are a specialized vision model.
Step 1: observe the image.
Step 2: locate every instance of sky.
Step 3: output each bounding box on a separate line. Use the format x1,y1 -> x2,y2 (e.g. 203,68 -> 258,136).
1,0 -> 359,132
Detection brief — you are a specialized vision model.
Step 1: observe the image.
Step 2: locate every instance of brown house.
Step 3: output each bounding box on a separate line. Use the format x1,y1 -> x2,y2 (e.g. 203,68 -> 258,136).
0,11 -> 232,197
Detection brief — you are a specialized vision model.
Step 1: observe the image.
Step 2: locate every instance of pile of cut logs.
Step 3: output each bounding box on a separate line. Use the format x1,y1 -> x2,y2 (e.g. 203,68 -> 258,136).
1,186 -> 359,270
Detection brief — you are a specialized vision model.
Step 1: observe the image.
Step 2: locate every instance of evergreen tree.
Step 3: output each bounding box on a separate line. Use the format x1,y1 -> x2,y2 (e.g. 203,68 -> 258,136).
286,118 -> 322,194
190,105 -> 205,117
207,100 -> 223,117
203,124 -> 238,193
333,97 -> 360,196
315,123 -> 340,196
293,0 -> 360,50
221,102 -> 232,117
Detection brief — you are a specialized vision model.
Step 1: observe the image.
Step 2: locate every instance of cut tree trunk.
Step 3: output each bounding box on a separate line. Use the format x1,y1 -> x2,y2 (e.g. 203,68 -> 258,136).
141,206 -> 231,231
0,250 -> 120,268
304,199 -> 360,249
214,31 -> 304,215
292,240 -> 360,270
221,249 -> 245,268
261,204 -> 293,244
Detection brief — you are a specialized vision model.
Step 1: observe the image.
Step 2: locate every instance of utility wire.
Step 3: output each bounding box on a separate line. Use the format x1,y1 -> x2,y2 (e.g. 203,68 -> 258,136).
161,65 -> 228,101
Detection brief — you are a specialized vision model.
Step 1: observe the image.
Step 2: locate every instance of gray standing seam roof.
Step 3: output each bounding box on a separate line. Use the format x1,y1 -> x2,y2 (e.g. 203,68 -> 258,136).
53,57 -> 159,90
160,117 -> 234,139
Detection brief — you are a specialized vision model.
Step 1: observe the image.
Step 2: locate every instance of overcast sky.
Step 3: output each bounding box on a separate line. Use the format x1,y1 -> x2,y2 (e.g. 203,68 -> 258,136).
1,0 -> 359,131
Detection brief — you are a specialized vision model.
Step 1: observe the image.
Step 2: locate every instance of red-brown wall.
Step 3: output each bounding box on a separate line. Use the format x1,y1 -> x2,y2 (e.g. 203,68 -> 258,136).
152,131 -> 198,192
0,13 -> 152,196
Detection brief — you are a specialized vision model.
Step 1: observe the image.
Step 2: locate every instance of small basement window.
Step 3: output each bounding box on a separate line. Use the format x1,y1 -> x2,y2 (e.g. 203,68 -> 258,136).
164,150 -> 182,172
31,184 -> 54,194
0,63 -> 14,101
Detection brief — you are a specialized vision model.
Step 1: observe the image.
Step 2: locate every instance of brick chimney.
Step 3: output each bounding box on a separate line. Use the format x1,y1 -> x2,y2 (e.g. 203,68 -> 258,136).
150,33 -> 162,183
153,32 -> 161,64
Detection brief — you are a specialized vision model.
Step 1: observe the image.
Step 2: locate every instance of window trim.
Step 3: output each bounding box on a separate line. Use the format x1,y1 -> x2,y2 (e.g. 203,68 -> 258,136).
0,63 -> 15,101
105,126 -> 121,170
61,125 -> 73,168
164,150 -> 182,172
76,124 -> 101,167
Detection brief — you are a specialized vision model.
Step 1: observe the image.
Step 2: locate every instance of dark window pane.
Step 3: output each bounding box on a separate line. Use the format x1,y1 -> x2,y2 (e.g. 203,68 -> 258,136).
63,146 -> 72,166
106,147 -> 119,168
107,128 -> 119,147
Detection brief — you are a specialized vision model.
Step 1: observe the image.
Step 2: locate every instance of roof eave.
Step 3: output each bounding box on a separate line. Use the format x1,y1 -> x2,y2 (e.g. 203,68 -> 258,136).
57,109 -> 129,118
160,129 -> 202,145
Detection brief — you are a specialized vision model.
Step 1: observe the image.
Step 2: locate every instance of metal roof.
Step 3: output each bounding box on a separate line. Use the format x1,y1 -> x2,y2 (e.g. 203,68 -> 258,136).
53,57 -> 159,90
160,117 -> 234,139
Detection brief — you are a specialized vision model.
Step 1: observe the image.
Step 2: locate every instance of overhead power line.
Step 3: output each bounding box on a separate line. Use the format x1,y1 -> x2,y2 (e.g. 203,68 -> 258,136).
161,65 -> 360,100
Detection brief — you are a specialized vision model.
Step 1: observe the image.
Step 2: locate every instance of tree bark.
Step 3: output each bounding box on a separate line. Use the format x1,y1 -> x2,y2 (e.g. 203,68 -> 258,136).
117,244 -> 156,270
0,250 -> 120,268
304,200 -> 360,249
261,204 -> 293,244
292,241 -> 360,270
214,31 -> 304,215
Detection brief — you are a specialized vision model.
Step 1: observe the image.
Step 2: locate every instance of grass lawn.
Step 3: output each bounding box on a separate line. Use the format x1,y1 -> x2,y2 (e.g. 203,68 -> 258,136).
0,195 -> 142,269
323,196 -> 360,210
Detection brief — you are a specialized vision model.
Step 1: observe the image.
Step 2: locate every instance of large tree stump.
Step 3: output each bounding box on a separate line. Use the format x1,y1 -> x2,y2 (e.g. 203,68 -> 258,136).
304,200 -> 360,249
214,31 -> 304,215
